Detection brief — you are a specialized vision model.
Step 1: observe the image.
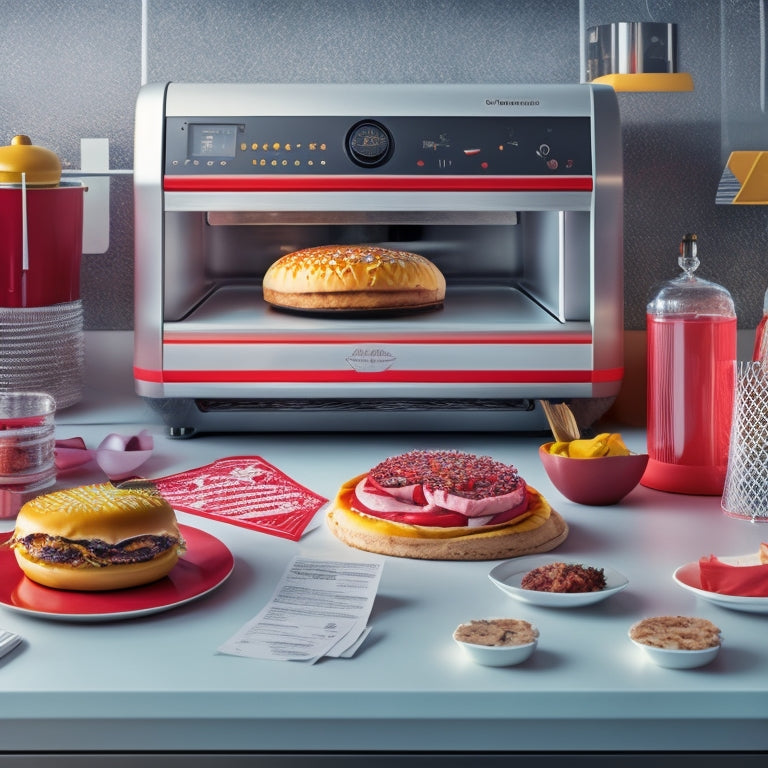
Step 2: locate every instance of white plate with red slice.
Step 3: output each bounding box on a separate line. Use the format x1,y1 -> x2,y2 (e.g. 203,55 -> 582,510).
673,559 -> 768,614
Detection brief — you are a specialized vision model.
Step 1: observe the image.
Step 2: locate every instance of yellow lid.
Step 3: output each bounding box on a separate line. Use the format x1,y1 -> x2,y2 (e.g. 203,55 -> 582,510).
0,135 -> 62,186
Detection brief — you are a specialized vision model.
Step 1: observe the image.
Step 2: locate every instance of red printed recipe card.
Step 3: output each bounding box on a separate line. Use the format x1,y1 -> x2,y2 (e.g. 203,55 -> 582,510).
153,456 -> 328,541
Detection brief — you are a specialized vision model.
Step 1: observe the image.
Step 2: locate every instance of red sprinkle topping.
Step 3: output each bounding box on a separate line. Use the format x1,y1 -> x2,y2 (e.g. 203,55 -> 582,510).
369,449 -> 522,500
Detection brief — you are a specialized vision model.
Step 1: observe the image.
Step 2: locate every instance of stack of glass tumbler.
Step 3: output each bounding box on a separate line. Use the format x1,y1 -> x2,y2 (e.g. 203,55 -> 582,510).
0,302 -> 84,409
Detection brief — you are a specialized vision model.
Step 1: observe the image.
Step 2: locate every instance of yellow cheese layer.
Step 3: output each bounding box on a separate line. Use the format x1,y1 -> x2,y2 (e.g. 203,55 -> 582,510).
332,474 -> 550,540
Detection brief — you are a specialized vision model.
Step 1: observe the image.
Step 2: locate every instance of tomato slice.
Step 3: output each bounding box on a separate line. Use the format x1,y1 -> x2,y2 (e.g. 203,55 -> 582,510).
360,508 -> 469,527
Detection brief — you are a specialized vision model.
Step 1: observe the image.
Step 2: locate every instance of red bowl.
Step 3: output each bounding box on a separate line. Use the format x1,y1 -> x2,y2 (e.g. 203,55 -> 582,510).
539,443 -> 649,506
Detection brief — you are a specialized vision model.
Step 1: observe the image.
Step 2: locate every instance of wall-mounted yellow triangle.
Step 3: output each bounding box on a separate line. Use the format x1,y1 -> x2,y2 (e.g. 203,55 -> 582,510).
728,151 -> 768,204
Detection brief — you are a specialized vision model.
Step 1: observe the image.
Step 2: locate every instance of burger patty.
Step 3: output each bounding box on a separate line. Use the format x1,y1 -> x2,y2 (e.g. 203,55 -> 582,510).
12,533 -> 181,568
369,450 -> 523,500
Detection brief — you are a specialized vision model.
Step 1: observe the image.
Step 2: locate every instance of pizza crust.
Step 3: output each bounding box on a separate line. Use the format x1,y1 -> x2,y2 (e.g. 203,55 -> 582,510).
326,482 -> 568,561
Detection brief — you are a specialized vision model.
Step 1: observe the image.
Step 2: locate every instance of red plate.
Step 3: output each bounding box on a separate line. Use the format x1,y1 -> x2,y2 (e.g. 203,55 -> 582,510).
0,524 -> 234,621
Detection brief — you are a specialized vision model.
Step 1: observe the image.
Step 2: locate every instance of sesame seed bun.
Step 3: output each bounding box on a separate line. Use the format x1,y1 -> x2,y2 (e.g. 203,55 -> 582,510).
262,245 -> 446,310
10,484 -> 184,591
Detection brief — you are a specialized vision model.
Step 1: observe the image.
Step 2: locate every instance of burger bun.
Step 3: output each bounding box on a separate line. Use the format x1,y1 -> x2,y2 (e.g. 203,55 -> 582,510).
13,545 -> 180,592
262,244 -> 446,311
11,483 -> 183,591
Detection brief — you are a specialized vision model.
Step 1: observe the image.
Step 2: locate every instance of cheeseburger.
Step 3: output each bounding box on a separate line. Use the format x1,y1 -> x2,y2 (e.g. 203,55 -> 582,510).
9,483 -> 185,591
327,450 -> 568,560
262,244 -> 446,311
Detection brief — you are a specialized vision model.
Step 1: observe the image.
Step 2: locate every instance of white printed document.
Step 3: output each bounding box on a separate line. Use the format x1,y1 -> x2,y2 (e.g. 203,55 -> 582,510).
218,555 -> 384,663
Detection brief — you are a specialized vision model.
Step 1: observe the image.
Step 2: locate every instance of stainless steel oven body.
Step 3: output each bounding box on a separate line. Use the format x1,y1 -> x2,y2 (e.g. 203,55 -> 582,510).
133,83 -> 623,436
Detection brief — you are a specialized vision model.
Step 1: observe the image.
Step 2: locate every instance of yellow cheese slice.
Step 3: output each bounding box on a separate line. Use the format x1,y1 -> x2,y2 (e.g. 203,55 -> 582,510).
333,474 -> 550,540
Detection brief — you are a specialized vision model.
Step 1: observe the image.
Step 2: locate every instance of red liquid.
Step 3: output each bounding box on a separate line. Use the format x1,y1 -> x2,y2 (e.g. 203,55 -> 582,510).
644,313 -> 736,495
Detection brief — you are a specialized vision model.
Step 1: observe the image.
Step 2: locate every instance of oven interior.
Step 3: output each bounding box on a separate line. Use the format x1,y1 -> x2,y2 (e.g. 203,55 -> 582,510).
162,209 -> 592,332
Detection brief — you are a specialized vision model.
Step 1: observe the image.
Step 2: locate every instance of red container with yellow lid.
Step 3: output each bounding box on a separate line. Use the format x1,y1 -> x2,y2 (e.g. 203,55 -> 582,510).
0,135 -> 85,308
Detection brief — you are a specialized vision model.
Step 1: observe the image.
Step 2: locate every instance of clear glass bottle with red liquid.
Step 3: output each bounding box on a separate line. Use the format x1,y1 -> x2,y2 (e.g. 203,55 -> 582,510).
642,233 -> 737,495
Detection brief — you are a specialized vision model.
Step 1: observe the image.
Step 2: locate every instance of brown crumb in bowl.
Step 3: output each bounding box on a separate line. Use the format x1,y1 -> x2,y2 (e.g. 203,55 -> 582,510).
454,618 -> 538,647
521,561 -> 606,593
629,616 -> 722,650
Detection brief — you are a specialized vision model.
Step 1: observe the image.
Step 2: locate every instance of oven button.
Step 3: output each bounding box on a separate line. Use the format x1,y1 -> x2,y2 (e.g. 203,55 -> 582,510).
346,120 -> 393,167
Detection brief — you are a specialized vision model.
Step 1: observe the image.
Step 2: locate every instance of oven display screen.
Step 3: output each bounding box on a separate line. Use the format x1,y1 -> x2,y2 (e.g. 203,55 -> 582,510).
188,124 -> 239,158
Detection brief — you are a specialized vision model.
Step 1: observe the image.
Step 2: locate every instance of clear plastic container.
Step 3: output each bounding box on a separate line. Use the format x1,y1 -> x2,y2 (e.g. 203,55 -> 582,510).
0,391 -> 56,518
642,234 -> 737,495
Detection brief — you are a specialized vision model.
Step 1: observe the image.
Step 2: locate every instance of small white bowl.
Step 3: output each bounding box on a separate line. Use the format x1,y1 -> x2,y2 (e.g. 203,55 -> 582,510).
455,637 -> 537,667
629,635 -> 721,669
453,620 -> 538,667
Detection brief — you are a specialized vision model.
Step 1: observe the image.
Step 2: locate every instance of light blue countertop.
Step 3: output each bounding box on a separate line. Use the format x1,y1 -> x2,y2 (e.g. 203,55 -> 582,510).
1,333 -> 767,761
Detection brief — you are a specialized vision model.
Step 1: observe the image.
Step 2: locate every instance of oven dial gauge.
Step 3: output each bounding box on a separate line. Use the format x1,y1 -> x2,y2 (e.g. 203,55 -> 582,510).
346,121 -> 393,167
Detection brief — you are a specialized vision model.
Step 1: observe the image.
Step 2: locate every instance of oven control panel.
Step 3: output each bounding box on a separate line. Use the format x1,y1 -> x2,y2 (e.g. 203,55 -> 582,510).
164,115 -> 592,176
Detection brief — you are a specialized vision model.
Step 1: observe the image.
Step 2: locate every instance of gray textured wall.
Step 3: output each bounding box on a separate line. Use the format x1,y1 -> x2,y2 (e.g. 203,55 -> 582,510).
0,0 -> 764,330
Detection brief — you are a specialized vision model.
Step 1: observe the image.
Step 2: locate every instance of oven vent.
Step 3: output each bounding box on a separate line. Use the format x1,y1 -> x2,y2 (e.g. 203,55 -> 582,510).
196,398 -> 536,413
148,396 -> 550,436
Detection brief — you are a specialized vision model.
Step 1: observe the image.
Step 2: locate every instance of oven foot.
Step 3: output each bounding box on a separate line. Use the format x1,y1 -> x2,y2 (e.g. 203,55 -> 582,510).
168,426 -> 197,439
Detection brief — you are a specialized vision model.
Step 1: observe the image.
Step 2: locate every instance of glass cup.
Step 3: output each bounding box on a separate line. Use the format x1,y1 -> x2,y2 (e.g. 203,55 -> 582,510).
0,391 -> 56,518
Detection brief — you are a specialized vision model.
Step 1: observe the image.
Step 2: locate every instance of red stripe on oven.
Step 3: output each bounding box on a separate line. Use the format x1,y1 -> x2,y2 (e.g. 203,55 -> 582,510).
162,332 -> 593,345
163,175 -> 594,193
134,367 -> 623,385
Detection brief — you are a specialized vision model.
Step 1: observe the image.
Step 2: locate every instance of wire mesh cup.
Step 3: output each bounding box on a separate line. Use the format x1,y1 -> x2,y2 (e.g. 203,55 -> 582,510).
722,361 -> 768,520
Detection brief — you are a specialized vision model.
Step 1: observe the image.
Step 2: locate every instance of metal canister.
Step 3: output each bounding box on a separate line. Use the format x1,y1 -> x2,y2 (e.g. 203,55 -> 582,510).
586,22 -> 677,81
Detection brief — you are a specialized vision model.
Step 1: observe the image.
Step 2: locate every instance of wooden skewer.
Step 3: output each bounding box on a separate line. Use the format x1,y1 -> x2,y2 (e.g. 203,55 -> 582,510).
539,400 -> 581,442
